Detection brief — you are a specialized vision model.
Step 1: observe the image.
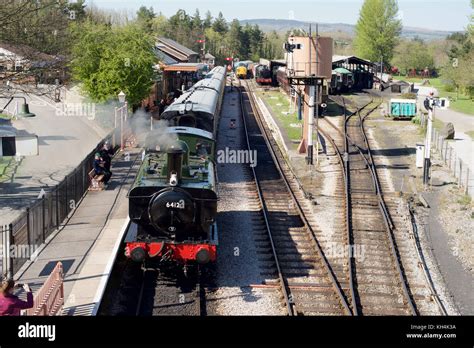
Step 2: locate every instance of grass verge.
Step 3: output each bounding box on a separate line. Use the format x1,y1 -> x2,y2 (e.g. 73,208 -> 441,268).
401,77 -> 473,116
256,90 -> 303,146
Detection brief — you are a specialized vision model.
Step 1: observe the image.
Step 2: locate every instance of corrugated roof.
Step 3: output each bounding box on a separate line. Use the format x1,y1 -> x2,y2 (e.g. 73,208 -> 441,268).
157,37 -> 198,57
154,48 -> 178,65
156,44 -> 187,62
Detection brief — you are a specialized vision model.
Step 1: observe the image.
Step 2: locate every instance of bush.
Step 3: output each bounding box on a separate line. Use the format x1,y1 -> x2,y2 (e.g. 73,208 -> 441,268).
444,83 -> 456,92
466,86 -> 474,99
411,115 -> 421,124
400,93 -> 417,99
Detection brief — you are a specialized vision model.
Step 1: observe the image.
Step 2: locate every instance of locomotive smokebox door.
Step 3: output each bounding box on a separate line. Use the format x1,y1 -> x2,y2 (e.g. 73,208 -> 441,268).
148,188 -> 195,239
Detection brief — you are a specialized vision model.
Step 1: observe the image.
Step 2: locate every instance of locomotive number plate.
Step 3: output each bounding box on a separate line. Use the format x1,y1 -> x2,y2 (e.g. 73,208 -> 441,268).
166,200 -> 185,209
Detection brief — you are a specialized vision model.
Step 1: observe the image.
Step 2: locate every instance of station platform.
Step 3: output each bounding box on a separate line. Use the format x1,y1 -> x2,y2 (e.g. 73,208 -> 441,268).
14,147 -> 142,316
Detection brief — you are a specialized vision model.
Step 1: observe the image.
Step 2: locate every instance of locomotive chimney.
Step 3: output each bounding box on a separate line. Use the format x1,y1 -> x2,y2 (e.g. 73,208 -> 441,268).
167,141 -> 188,186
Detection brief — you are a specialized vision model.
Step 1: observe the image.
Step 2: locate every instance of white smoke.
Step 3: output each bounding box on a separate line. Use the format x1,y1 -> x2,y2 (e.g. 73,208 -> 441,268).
125,108 -> 180,152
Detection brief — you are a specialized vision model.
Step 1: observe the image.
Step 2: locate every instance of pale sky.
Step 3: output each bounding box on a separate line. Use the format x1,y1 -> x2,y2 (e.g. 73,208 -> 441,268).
86,0 -> 471,32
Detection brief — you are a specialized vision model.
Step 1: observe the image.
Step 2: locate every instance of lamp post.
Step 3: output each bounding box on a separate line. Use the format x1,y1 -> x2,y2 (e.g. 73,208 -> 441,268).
118,91 -> 126,151
1,96 -> 36,118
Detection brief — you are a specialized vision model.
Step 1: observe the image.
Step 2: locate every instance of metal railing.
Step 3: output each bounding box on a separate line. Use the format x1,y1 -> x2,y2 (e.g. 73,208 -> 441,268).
431,128 -> 472,198
24,262 -> 64,316
1,128 -> 120,278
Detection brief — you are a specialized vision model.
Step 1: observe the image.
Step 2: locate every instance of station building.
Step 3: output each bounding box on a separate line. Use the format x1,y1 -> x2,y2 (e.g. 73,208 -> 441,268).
143,38 -> 209,112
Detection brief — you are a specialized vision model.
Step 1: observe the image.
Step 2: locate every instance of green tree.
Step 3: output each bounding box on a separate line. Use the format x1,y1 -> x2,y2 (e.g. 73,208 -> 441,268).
354,0 -> 402,65
248,25 -> 265,61
263,30 -> 284,59
71,22 -> 155,106
166,10 -> 195,48
441,54 -> 474,98
136,6 -> 155,33
212,12 -> 228,34
205,27 -> 226,63
226,19 -> 242,58
151,13 -> 169,37
441,1 -> 474,100
203,11 -> 213,29
0,0 -> 85,94
392,39 -> 435,74
191,9 -> 204,52
67,0 -> 87,21
470,0 -> 474,37
0,0 -> 77,55
446,32 -> 472,60
192,9 -> 202,30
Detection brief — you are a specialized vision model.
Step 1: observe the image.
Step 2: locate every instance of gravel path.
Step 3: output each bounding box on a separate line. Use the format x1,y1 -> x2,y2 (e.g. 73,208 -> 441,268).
206,86 -> 284,315
367,111 -> 462,315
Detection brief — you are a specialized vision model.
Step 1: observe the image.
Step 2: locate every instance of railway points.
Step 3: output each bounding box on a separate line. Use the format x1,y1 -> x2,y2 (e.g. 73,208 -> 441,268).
242,80 -> 457,316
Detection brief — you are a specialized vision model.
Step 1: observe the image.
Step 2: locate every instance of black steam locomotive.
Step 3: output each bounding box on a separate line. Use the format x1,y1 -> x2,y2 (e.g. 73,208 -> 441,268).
125,66 -> 226,267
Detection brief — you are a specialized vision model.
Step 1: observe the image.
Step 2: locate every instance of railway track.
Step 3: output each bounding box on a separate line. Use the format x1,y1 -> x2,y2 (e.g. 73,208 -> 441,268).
243,82 -> 443,315
100,234 -> 208,316
344,97 -> 417,315
321,95 -> 443,315
135,265 -> 207,316
239,79 -> 352,316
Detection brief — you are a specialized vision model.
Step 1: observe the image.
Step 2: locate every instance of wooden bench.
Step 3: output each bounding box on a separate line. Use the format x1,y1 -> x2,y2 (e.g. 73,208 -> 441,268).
88,169 -> 105,191
124,134 -> 137,149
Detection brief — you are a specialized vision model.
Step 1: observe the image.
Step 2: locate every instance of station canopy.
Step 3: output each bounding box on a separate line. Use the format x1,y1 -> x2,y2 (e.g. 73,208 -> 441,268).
163,63 -> 206,72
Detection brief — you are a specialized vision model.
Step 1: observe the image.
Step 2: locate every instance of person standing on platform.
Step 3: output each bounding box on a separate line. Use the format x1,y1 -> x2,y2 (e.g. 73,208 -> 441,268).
0,279 -> 34,316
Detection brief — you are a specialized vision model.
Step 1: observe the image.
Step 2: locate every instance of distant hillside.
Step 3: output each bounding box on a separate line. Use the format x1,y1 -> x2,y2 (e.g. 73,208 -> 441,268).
240,19 -> 456,41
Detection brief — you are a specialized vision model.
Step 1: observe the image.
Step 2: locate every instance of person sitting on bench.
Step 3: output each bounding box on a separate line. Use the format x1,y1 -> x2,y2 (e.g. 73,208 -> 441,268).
99,142 -> 114,172
93,153 -> 112,185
